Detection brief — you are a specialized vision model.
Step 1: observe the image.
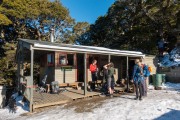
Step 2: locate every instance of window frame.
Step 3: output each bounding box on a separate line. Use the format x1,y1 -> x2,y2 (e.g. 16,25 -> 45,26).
47,53 -> 54,66
58,54 -> 68,66
57,52 -> 76,67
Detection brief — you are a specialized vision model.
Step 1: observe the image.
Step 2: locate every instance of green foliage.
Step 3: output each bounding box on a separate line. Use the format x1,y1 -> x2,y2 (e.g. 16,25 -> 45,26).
78,0 -> 180,54
0,0 -> 75,41
0,0 -> 90,84
0,0 -> 88,84
0,43 -> 16,86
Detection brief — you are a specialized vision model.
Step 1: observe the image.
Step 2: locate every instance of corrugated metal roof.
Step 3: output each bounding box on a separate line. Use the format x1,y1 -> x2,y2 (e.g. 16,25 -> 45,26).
19,38 -> 145,57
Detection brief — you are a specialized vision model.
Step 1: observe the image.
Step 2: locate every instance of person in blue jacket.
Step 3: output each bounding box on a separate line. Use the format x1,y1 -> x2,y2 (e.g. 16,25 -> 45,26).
143,64 -> 150,96
132,59 -> 144,100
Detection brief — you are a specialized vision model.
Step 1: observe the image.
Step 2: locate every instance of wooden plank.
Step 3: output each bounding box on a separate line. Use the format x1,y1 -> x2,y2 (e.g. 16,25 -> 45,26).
33,100 -> 69,109
97,80 -> 102,84
69,82 -> 78,86
32,89 -> 101,110
59,83 -> 69,87
61,89 -> 100,100
114,87 -> 125,93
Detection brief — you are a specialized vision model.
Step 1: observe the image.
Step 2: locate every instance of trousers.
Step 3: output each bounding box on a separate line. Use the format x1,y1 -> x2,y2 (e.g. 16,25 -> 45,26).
135,81 -> 143,99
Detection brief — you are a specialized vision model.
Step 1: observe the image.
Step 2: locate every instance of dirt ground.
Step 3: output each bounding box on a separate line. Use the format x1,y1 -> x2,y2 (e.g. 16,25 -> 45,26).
63,96 -> 108,113
20,96 -> 105,116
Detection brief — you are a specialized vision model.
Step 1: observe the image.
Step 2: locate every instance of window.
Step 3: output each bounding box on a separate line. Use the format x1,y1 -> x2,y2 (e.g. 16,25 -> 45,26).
57,53 -> 75,66
59,55 -> 67,65
47,54 -> 54,66
67,54 -> 74,66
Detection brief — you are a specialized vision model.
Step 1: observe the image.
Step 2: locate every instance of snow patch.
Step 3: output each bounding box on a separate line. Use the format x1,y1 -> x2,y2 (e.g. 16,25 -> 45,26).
163,82 -> 180,90
0,93 -> 29,120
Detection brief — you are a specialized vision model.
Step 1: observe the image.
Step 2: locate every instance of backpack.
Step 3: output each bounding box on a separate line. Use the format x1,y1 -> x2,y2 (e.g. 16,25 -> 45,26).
148,66 -> 152,73
51,81 -> 60,94
143,65 -> 150,77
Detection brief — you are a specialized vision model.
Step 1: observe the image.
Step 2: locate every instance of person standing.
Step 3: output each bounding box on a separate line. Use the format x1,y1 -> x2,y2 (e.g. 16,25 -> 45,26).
140,59 -> 146,96
90,60 -> 98,91
100,65 -> 108,94
140,58 -> 151,96
104,62 -> 115,97
142,63 -> 150,96
132,59 -> 144,100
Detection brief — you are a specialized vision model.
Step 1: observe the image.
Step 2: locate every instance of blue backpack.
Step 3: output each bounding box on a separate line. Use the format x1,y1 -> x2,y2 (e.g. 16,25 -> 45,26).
143,65 -> 150,77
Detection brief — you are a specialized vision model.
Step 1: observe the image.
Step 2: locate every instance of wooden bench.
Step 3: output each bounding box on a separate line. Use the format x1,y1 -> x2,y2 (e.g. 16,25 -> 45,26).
114,87 -> 125,93
69,82 -> 78,89
59,82 -> 79,89
96,80 -> 102,87
59,83 -> 69,87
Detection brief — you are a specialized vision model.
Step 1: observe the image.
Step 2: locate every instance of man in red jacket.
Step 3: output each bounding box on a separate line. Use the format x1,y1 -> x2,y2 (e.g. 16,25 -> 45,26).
90,60 -> 98,91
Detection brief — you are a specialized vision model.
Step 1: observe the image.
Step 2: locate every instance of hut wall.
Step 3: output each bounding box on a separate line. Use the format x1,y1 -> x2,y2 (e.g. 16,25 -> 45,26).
40,53 -> 55,84
144,55 -> 158,75
54,68 -> 76,83
40,67 -> 55,84
54,52 -> 76,84
158,66 -> 180,83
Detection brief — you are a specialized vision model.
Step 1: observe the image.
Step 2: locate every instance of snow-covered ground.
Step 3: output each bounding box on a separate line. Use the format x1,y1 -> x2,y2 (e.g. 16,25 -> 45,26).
0,82 -> 180,120
0,93 -> 29,120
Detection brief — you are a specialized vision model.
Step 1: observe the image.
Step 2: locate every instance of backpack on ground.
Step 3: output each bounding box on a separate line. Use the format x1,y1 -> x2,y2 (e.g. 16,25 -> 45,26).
51,81 -> 60,94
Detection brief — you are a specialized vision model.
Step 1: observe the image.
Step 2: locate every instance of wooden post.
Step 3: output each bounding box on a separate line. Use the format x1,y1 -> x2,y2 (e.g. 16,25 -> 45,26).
108,54 -> 111,62
30,45 -> 34,112
63,69 -> 65,83
84,53 -> 87,96
126,56 -> 129,92
20,44 -> 24,93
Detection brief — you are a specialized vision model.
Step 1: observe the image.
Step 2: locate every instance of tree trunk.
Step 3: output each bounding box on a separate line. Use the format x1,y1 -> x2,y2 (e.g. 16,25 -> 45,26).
37,30 -> 41,41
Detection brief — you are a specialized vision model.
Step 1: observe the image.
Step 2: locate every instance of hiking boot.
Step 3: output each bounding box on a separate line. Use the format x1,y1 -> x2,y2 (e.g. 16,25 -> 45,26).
139,98 -> 142,101
134,97 -> 138,100
106,93 -> 110,96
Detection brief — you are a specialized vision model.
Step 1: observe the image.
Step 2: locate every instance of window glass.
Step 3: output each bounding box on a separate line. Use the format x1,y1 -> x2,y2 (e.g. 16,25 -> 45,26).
47,54 -> 54,65
59,55 -> 67,65
67,54 -> 74,66
58,54 -> 75,66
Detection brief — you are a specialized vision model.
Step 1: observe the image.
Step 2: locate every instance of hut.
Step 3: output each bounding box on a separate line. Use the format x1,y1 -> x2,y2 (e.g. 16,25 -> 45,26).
15,38 -> 145,112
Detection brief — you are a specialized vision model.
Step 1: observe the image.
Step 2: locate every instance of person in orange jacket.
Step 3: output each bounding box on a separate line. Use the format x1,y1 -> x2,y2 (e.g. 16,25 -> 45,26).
90,60 -> 98,91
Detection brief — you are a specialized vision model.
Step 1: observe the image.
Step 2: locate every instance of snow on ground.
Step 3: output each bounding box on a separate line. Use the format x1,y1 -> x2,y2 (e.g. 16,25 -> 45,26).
163,82 -> 180,91
0,93 -> 29,120
0,83 -> 180,120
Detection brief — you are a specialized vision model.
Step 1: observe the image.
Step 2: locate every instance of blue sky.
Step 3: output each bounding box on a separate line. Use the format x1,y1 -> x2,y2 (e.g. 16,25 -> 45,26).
61,0 -> 115,24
